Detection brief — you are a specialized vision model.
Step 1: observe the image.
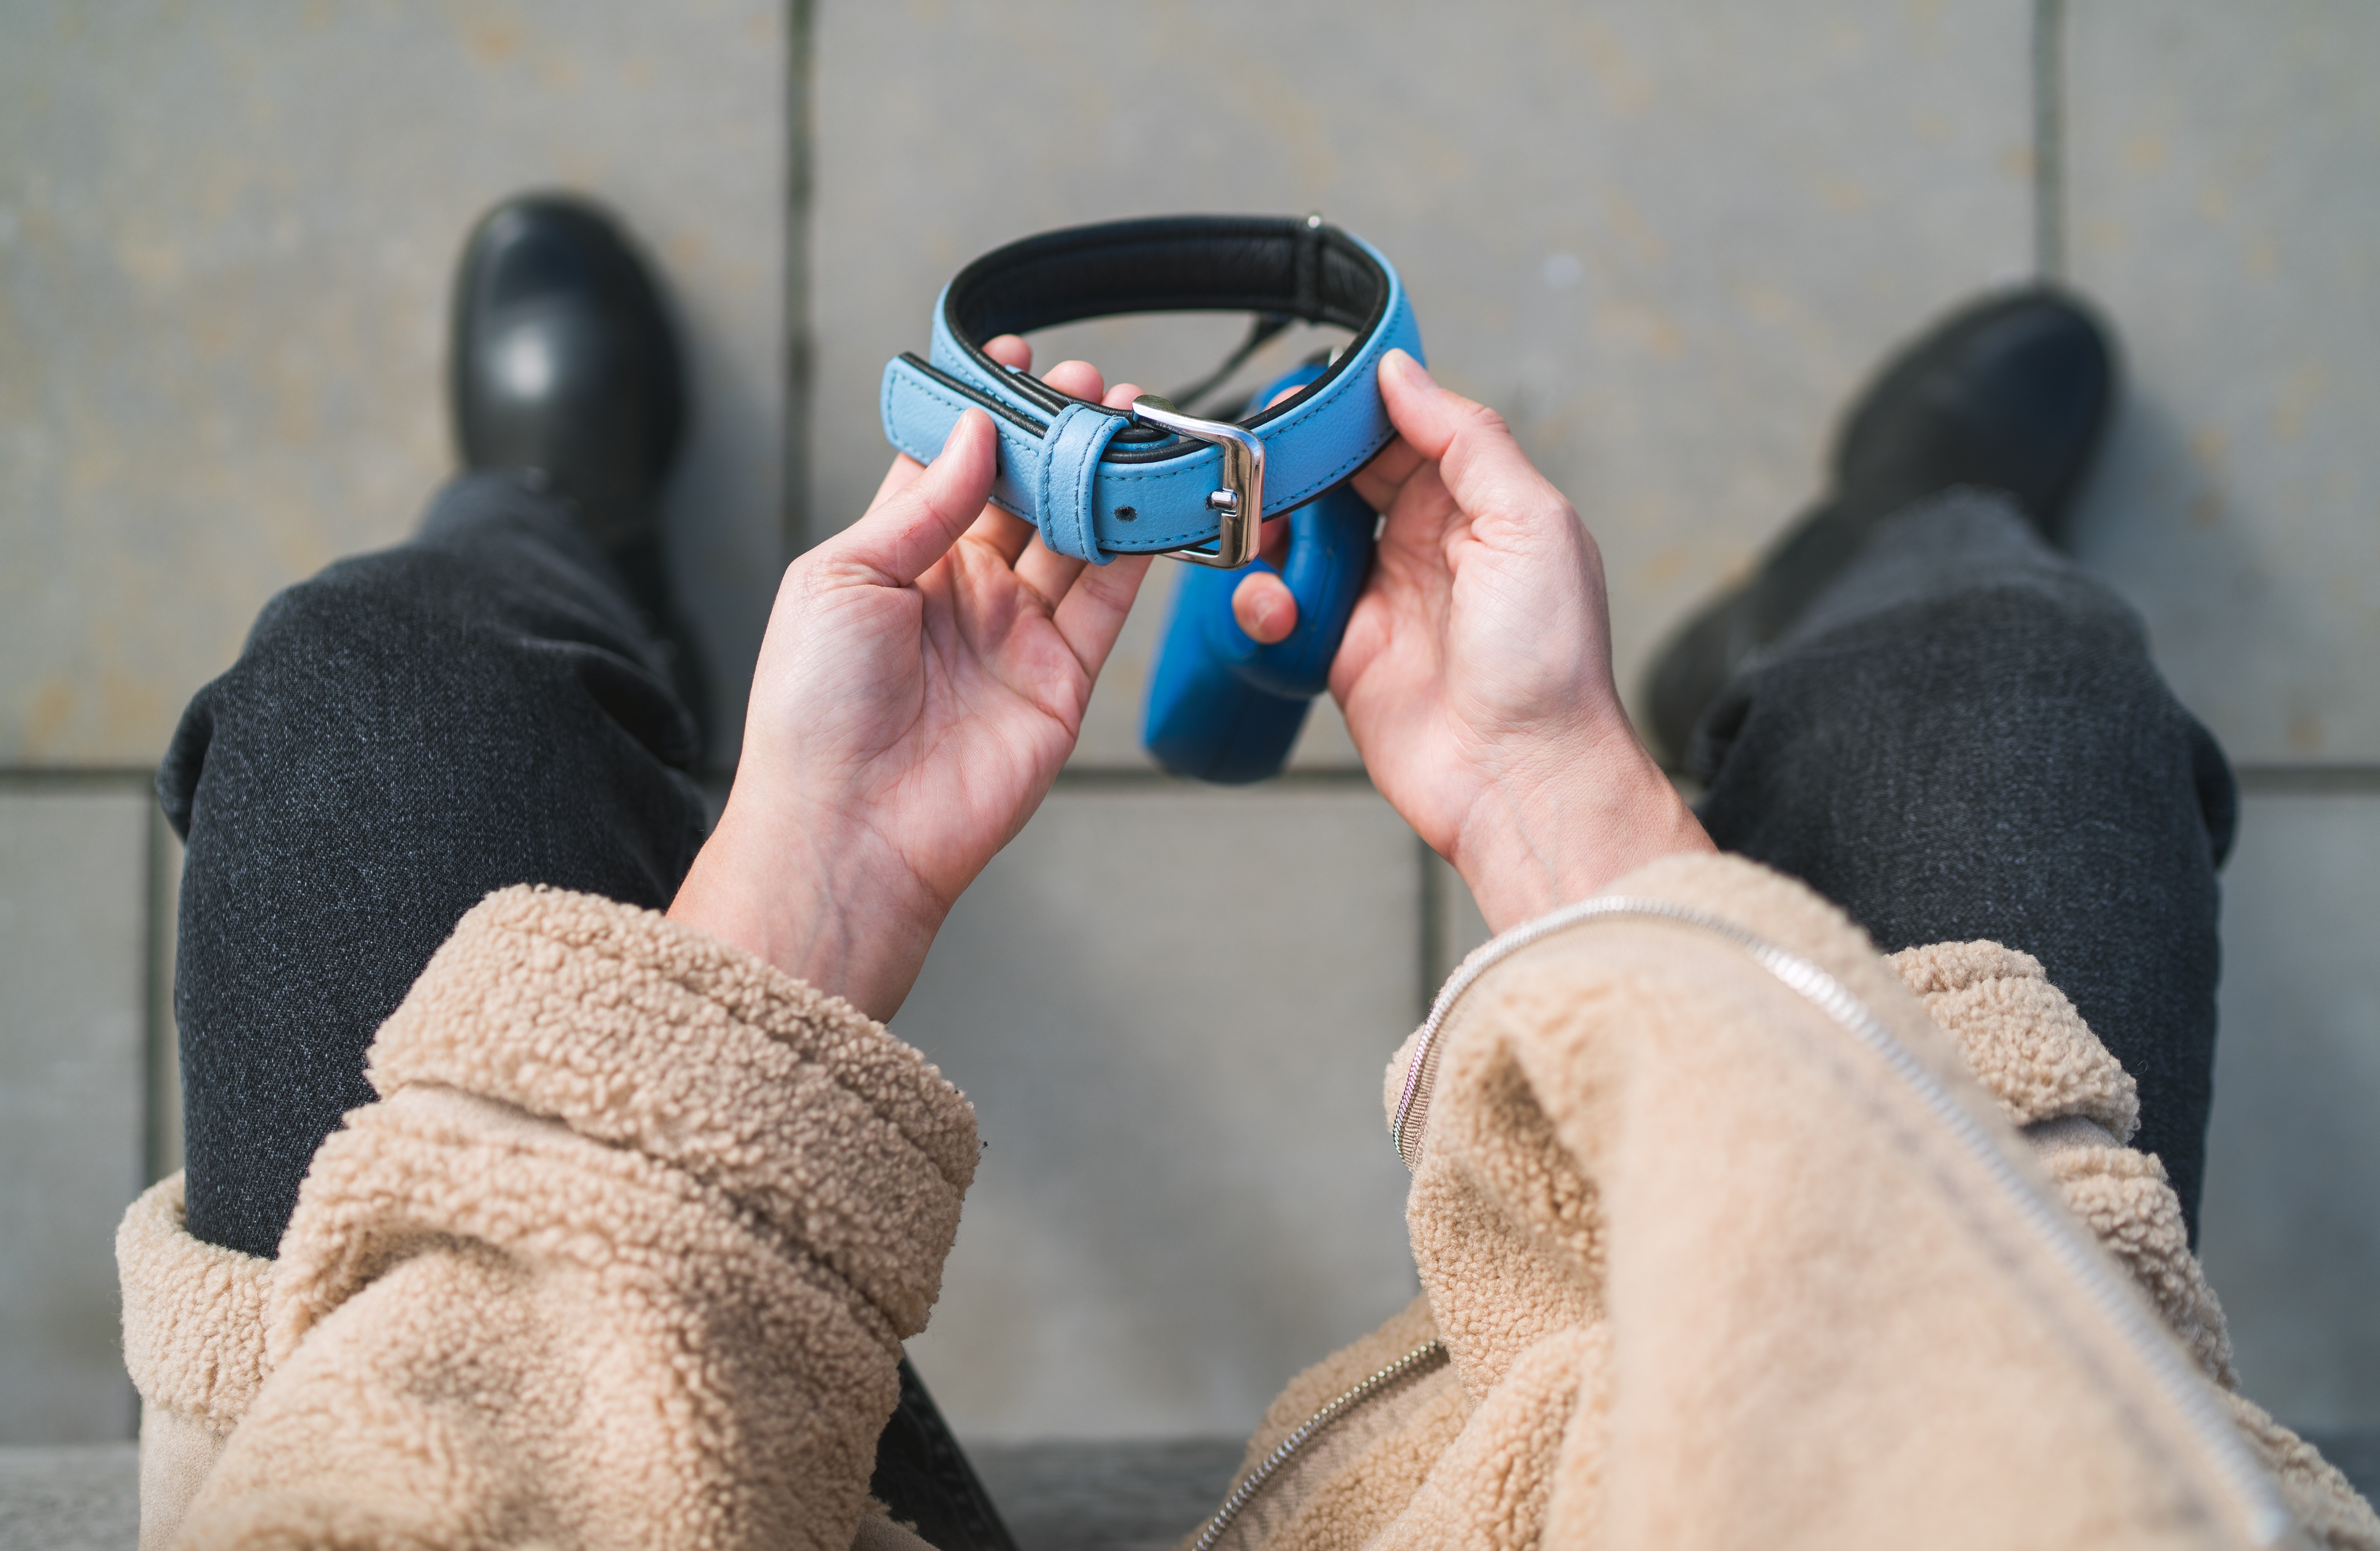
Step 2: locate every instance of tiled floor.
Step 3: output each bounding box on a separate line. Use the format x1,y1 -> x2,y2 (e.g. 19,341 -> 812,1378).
893,785 -> 1427,1440
2202,793 -> 2380,1432
2064,1 -> 2380,762
0,0 -> 787,771
0,0 -> 2375,1463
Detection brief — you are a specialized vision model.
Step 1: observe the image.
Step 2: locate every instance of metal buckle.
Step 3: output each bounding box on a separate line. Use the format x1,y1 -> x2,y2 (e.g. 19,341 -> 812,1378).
1128,395 -> 1266,568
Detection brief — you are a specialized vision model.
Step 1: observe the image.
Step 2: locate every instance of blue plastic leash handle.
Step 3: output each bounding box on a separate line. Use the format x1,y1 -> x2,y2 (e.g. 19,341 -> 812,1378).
1143,362 -> 1377,783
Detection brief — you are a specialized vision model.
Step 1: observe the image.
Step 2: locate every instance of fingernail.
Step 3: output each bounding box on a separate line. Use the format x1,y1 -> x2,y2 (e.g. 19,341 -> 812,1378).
1383,348 -> 1434,388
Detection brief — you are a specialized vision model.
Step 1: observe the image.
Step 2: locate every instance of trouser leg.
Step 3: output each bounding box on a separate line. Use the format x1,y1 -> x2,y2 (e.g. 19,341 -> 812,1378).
159,472 -> 709,1260
1689,489 -> 2237,1235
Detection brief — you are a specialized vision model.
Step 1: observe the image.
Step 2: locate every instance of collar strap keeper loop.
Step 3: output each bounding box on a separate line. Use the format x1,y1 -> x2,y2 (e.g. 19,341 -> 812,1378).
1035,403 -> 1131,563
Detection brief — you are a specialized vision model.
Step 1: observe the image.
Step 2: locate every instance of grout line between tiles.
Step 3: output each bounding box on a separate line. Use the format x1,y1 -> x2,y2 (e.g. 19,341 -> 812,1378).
784,0 -> 818,555
1418,838 -> 1444,1023
0,765 -> 156,791
12,764 -> 2380,797
1051,765 -> 1376,791
2233,766 -> 2380,796
2032,0 -> 2066,279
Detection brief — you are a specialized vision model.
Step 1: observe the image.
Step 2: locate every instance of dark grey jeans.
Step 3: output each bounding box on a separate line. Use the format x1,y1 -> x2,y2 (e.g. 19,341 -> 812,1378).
160,473 -> 710,1260
1690,487 -> 2237,1234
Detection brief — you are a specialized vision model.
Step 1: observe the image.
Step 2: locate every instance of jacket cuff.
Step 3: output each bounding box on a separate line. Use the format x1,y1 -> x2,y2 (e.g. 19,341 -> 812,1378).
116,1174 -> 272,1433
363,884 -> 978,1334
1485,854 -> 2140,1143
1886,939 -> 2140,1141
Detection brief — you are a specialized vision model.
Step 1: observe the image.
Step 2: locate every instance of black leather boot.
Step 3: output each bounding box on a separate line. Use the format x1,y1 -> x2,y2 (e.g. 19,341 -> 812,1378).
1642,287 -> 2117,766
449,193 -> 706,735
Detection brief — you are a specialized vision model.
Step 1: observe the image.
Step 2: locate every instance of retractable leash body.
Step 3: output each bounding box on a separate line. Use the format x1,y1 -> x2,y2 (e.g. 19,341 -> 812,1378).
880,214 -> 1424,782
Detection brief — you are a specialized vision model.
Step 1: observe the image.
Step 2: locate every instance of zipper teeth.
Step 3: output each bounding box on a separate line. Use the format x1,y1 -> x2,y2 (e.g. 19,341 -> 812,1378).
1188,1341 -> 1448,1551
1390,895 -> 2291,1547
1394,902 -> 1630,1166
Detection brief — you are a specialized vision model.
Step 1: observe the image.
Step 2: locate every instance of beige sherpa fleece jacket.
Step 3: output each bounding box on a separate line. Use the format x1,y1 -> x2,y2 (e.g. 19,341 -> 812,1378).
120,885 -> 976,1551
119,859 -> 2379,1550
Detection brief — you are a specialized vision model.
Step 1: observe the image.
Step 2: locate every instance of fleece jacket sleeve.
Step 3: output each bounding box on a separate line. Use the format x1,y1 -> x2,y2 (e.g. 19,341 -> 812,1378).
1395,852 -> 2293,1551
172,884 -> 979,1551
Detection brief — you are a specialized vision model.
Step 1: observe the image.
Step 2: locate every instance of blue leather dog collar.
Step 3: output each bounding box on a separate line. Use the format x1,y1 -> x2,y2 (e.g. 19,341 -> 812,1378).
881,215 -> 1424,565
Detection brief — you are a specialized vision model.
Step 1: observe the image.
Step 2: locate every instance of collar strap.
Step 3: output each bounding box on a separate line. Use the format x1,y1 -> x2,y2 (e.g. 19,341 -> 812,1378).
880,215 -> 1423,565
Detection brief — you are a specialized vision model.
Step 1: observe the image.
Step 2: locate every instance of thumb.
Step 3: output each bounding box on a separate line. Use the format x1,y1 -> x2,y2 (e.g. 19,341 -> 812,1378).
1231,570 -> 1299,644
1377,350 -> 1565,526
833,409 -> 1001,586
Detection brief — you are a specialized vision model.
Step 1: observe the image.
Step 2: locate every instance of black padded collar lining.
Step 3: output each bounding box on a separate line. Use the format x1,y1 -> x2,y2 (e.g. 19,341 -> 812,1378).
934,216 -> 1393,453
944,215 -> 1388,342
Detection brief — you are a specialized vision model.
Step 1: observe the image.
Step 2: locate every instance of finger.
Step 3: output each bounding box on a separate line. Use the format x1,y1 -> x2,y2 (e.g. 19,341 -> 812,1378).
1350,435 -> 1425,513
1370,455 -> 1464,563
1014,533 -> 1088,603
1232,571 -> 1298,644
832,409 -> 1001,586
1348,353 -> 1442,512
966,504 -> 1039,566
947,339 -> 1047,564
872,452 -> 926,508
1103,381 -> 1146,410
1042,359 -> 1106,403
1051,552 -> 1155,677
865,336 -> 1033,512
1374,348 -> 1566,522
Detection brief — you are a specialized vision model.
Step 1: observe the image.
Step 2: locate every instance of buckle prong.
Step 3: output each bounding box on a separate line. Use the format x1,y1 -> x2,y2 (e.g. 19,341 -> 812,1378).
1129,395 -> 1265,568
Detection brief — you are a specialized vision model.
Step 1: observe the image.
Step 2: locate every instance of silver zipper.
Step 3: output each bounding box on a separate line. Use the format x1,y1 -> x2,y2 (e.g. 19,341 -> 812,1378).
1389,895 -> 2291,1547
1189,1340 -> 1449,1551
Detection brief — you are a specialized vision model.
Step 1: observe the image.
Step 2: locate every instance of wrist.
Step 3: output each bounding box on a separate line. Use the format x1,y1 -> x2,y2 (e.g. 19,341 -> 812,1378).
667,788 -> 945,1023
1450,727 -> 1713,935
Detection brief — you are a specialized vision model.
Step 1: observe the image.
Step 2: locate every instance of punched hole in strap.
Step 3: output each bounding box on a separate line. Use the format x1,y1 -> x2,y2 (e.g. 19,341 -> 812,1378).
1034,402 -> 1132,563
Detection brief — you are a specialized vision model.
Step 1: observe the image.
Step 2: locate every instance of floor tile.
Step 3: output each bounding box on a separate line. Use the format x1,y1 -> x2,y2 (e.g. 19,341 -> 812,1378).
0,1444 -> 139,1551
812,0 -> 2035,763
2065,2 -> 2380,761
0,1 -> 785,768
2198,793 -> 2380,1430
0,787 -> 150,1443
1427,852 -> 1496,993
893,784 -> 1427,1440
968,1439 -> 1241,1551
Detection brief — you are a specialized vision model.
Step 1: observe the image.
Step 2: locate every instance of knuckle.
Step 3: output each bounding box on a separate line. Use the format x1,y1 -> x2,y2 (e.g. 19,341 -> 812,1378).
1459,401 -> 1512,438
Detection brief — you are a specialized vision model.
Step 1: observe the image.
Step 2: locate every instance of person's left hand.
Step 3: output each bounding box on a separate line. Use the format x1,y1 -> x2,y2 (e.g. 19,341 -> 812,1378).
1226,351 -> 1710,931
669,343 -> 1152,1019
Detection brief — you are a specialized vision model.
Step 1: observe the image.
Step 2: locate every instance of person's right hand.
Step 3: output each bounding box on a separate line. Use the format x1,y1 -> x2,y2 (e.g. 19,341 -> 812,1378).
1239,350 -> 1710,932
669,345 -> 1152,1020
